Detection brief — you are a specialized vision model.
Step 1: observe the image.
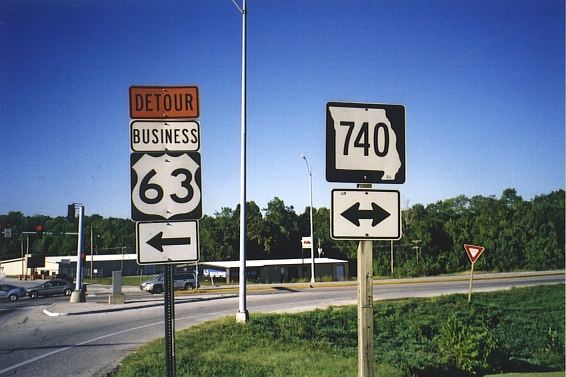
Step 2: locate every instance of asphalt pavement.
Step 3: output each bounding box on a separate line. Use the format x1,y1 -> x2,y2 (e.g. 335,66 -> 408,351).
30,269 -> 564,317
41,284 -> 159,316
0,270 -> 563,377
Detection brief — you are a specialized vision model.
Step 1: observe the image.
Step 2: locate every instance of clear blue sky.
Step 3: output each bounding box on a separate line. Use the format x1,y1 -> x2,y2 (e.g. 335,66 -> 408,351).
1,0 -> 564,219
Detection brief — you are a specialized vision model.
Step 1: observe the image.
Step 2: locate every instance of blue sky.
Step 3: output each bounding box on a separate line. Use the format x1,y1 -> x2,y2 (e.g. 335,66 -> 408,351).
0,0 -> 564,219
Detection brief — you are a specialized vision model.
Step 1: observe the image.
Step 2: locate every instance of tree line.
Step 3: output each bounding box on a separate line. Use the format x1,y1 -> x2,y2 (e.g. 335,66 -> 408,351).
0,188 -> 563,277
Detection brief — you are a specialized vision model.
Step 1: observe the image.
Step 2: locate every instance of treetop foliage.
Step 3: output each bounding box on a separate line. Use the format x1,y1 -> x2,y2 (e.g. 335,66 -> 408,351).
0,189 -> 563,276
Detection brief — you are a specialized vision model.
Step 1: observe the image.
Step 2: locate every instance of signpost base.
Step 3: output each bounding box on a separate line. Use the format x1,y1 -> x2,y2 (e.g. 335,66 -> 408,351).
69,290 -> 86,303
108,294 -> 125,304
236,310 -> 249,323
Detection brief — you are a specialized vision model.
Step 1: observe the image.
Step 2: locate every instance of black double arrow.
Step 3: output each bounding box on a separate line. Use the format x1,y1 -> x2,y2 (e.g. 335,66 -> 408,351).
147,232 -> 191,252
340,202 -> 390,227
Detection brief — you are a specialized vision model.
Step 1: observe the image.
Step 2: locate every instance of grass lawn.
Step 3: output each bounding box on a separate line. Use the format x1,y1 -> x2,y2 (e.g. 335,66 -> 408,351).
484,373 -> 565,377
85,275 -> 155,286
112,284 -> 565,377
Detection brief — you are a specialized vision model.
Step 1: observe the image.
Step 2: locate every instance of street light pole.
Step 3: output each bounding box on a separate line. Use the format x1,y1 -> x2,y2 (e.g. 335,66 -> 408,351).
70,204 -> 86,303
301,154 -> 315,284
121,246 -> 125,273
90,227 -> 94,279
233,0 -> 249,323
20,236 -> 25,279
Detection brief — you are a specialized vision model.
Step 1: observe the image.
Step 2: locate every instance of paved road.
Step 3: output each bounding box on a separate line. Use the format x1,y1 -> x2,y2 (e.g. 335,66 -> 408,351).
0,271 -> 562,377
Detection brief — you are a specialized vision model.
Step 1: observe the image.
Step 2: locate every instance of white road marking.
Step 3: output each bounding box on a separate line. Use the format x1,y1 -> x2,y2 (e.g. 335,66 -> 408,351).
0,309 -> 232,375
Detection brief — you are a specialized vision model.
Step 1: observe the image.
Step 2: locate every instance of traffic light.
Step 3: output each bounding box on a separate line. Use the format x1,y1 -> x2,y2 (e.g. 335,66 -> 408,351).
67,204 -> 75,223
35,224 -> 44,239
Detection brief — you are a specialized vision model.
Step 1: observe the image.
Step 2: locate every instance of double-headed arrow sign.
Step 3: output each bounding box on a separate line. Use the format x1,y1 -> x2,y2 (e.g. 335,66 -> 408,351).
331,189 -> 401,240
341,202 -> 391,227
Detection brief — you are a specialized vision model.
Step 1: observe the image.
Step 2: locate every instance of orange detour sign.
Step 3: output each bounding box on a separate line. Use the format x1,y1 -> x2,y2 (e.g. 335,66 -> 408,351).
464,244 -> 485,264
129,86 -> 199,119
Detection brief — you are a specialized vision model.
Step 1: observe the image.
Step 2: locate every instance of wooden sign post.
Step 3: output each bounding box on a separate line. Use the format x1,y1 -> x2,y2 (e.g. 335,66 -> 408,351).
464,244 -> 485,303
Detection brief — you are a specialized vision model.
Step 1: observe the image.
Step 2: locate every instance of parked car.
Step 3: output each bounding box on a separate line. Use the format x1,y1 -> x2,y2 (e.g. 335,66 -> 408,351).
140,272 -> 199,294
0,284 -> 28,302
27,279 -> 75,299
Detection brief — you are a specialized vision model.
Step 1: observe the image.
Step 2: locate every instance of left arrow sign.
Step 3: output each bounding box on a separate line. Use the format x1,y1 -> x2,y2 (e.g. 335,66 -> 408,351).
147,232 -> 191,252
341,202 -> 391,227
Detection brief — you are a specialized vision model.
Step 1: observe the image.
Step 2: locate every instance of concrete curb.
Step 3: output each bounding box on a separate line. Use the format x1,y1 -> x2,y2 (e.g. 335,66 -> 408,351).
43,304 -> 68,317
42,301 -> 166,316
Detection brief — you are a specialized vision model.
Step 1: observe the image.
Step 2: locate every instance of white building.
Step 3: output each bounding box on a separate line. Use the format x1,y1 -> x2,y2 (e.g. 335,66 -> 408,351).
0,255 -> 349,283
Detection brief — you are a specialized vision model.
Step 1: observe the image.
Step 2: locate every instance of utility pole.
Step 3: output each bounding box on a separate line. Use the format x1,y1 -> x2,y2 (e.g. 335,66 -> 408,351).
412,239 -> 421,263
233,0 -> 249,324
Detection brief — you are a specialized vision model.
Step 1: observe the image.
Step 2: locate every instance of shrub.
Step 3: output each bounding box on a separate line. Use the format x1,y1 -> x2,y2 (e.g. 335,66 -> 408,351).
438,313 -> 498,375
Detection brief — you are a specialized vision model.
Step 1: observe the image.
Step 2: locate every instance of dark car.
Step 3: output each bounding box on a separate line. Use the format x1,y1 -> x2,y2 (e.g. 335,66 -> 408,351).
27,279 -> 75,299
55,273 -> 73,282
0,284 -> 28,302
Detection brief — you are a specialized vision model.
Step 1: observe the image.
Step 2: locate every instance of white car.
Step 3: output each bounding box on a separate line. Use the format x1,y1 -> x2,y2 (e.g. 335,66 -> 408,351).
140,272 -> 198,294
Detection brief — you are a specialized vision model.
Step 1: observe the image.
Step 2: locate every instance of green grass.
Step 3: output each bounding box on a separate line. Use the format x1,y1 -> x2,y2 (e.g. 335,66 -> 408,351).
85,275 -> 154,286
484,373 -> 565,377
113,284 -> 565,377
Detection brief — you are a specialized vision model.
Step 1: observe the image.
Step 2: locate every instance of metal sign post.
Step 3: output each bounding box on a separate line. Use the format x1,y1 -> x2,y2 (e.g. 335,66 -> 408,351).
164,264 -> 176,377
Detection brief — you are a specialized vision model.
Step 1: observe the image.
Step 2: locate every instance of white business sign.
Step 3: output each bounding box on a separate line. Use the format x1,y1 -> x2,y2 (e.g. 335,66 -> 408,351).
131,152 -> 202,221
301,236 -> 313,249
137,221 -> 199,265
204,269 -> 227,278
130,120 -> 200,152
326,102 -> 405,184
331,189 -> 401,240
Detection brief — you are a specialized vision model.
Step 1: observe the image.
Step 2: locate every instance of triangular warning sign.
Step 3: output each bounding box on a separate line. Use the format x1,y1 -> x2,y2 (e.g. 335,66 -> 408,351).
464,244 -> 485,264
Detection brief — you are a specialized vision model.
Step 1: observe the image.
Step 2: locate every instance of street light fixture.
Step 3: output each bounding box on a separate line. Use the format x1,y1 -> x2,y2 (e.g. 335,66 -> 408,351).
301,154 -> 315,284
